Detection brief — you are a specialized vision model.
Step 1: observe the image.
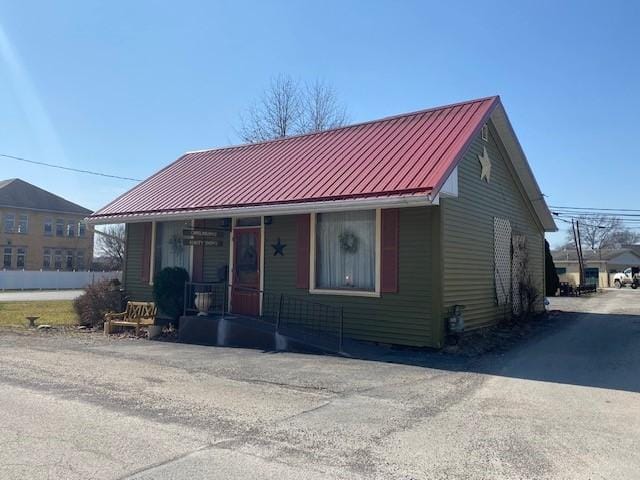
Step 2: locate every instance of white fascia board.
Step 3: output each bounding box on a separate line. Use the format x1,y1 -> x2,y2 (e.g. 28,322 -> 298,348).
438,166 -> 458,198
87,194 -> 433,225
490,105 -> 557,232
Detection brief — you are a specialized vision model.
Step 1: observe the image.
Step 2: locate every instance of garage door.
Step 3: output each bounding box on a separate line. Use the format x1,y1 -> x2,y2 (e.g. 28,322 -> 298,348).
584,267 -> 599,286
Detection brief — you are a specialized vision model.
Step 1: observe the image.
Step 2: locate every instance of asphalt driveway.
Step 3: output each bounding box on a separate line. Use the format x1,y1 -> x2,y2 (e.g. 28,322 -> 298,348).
0,289 -> 639,479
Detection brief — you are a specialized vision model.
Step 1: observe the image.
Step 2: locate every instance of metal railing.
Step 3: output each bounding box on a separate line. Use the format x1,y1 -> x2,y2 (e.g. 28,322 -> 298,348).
277,292 -> 344,352
182,282 -> 345,352
183,281 -> 228,317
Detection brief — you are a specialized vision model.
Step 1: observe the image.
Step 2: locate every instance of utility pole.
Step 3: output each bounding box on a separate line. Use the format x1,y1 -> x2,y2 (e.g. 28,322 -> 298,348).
572,219 -> 585,286
576,220 -> 585,285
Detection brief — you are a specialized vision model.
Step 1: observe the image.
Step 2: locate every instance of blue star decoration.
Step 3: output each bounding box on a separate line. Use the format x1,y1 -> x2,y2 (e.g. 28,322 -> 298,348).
271,237 -> 287,256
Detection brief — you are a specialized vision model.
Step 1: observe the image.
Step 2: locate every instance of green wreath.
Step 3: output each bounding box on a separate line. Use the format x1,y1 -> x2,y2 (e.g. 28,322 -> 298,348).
338,231 -> 359,253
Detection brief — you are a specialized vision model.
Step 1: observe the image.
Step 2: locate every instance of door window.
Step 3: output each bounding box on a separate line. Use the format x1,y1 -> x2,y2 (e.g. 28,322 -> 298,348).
235,231 -> 259,285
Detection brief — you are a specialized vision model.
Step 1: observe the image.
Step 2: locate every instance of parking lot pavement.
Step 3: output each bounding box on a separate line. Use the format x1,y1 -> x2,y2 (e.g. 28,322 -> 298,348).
0,288 -> 639,479
0,289 -> 84,302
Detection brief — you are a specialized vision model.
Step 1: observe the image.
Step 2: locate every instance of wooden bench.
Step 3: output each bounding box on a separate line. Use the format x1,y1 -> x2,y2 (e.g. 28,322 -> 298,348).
104,302 -> 158,336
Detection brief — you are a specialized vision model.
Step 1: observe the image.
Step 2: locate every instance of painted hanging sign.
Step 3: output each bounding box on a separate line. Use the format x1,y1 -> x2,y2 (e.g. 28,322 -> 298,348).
183,229 -> 223,238
183,228 -> 224,247
183,238 -> 224,247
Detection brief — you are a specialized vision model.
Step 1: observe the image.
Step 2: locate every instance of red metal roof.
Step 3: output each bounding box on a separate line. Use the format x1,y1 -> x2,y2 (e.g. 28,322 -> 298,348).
93,96 -> 499,219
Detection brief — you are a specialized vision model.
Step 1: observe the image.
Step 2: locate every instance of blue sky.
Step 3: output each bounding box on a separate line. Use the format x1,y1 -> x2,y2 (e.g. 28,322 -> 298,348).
1,1 -> 638,246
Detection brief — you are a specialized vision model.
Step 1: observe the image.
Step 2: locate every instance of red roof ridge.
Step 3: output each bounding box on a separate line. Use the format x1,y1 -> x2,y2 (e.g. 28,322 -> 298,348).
185,95 -> 501,156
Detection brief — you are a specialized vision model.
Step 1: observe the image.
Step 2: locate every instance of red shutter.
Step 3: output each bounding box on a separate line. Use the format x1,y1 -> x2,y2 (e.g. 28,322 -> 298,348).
141,222 -> 152,283
381,209 -> 399,293
296,214 -> 310,289
191,219 -> 205,282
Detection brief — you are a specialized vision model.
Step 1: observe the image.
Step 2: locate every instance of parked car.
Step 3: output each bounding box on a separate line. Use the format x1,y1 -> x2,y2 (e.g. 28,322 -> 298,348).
612,267 -> 640,289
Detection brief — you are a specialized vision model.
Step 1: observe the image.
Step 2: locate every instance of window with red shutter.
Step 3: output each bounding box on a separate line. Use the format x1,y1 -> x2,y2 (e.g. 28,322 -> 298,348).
296,214 -> 310,288
381,209 -> 399,293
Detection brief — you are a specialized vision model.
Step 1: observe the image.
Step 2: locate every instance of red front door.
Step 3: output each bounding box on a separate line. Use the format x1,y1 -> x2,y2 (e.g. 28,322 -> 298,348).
231,228 -> 261,316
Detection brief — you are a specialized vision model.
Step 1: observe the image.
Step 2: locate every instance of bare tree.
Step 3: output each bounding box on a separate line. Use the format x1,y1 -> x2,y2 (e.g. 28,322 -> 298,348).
238,75 -> 348,143
609,228 -> 640,246
563,215 -> 633,250
298,79 -> 348,133
238,75 -> 302,143
96,224 -> 126,270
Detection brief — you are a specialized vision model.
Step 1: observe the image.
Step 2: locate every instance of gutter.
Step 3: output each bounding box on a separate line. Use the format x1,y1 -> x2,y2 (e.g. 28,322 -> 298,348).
87,194 -> 433,225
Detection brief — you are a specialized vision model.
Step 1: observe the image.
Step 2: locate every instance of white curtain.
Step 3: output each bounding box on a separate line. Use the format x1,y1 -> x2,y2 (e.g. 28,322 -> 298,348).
155,221 -> 191,272
315,210 -> 375,290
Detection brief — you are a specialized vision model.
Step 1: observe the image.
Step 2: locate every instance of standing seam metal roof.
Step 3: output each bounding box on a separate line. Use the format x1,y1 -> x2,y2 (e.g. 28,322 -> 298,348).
93,96 -> 499,218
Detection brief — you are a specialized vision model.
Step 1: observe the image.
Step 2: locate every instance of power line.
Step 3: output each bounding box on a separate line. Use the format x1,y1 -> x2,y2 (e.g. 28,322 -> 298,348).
0,153 -> 142,182
551,209 -> 640,218
552,213 -> 640,221
550,204 -> 640,213
552,213 -> 640,227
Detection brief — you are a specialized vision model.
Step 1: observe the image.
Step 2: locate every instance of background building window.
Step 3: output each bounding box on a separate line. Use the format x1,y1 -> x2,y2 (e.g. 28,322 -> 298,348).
43,249 -> 51,269
54,250 -> 62,269
17,214 -> 28,234
44,218 -> 53,236
56,219 -> 64,236
78,222 -> 86,237
67,222 -> 76,237
76,250 -> 85,270
16,248 -> 26,268
3,247 -> 12,269
315,210 -> 376,291
4,214 -> 15,233
66,250 -> 74,270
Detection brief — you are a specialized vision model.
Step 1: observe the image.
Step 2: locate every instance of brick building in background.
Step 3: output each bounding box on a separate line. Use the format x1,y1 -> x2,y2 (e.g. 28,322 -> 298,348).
0,179 -> 94,271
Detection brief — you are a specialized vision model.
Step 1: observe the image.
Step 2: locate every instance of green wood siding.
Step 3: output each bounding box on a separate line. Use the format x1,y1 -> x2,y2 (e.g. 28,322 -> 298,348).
201,219 -> 231,283
440,123 -> 545,331
123,223 -> 153,301
264,207 -> 439,347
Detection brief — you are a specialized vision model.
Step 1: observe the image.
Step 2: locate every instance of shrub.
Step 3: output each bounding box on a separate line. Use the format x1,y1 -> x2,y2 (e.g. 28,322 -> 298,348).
152,267 -> 189,321
73,279 -> 123,327
544,240 -> 560,296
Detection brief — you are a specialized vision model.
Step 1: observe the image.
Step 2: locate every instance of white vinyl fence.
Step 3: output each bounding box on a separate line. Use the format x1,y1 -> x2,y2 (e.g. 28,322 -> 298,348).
0,270 -> 122,291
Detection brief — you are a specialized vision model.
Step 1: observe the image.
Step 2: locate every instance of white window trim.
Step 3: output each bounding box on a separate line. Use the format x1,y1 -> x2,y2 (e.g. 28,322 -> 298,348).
148,221 -> 156,286
309,208 -> 381,298
18,214 -> 28,234
189,219 -> 195,277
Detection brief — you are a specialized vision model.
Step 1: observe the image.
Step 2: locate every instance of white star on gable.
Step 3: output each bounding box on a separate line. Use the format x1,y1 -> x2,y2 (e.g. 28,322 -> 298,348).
478,146 -> 491,182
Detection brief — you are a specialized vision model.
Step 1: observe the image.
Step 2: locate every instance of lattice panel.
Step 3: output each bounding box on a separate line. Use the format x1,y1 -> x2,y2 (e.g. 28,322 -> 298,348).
494,218 -> 512,306
512,235 -> 527,315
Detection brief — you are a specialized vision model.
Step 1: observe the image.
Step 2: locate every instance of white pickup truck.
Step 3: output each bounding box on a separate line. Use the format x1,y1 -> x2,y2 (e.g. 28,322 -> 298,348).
612,267 -> 640,289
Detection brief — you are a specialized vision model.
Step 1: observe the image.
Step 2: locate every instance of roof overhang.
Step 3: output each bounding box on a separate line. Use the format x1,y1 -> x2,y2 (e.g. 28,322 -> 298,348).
488,103 -> 557,232
87,193 -> 433,225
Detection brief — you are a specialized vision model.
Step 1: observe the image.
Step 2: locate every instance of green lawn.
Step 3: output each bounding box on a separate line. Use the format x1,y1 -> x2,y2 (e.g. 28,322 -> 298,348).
0,301 -> 78,327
